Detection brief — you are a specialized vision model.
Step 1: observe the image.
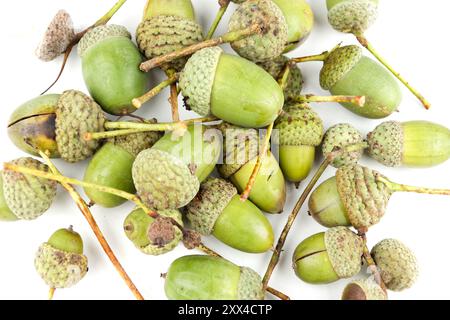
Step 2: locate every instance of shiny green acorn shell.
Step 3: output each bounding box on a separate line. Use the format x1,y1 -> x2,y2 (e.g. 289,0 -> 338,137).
143,0 -> 196,21
279,145 -> 315,184
48,228 -> 84,255
0,174 -> 18,221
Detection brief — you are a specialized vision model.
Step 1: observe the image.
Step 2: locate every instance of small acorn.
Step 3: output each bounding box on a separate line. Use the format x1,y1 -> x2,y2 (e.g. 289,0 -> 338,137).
367,121 -> 450,168
179,46 -> 284,128
292,227 -> 364,284
342,277 -> 387,300
34,227 -> 88,291
218,123 -> 286,213
327,0 -> 378,35
165,255 -> 264,300
186,178 -> 274,253
371,239 -> 419,292
274,103 -> 323,184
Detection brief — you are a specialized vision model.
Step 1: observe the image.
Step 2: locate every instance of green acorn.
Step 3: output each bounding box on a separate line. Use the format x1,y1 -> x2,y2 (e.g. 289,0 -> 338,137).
367,121 -> 450,167
327,0 -> 378,35
274,103 -> 323,184
186,178 -> 274,253
342,277 -> 387,300
292,227 -> 364,284
165,255 -> 264,300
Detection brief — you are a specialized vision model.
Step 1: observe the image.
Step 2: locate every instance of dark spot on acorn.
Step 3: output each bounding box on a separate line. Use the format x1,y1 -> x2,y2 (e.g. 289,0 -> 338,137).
148,217 -> 176,248
342,283 -> 367,300
183,96 -> 191,111
182,230 -> 202,250
188,163 -> 198,175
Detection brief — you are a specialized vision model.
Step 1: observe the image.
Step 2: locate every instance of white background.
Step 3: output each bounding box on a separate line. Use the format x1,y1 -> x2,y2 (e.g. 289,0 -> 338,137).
0,0 -> 449,300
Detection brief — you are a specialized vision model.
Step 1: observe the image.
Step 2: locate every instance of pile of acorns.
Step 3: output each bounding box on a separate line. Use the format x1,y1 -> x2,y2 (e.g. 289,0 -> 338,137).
2,0 -> 449,300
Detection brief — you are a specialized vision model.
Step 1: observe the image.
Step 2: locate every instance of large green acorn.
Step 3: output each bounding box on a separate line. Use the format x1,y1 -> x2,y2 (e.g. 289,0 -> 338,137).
78,24 -> 149,115
34,227 -> 88,290
342,277 -> 387,300
327,0 -> 378,35
132,125 -> 221,210
292,227 -> 364,284
218,123 -> 286,213
274,103 -> 323,184
165,255 -> 264,300
186,178 -> 274,253
179,46 -> 284,128
367,121 -> 450,167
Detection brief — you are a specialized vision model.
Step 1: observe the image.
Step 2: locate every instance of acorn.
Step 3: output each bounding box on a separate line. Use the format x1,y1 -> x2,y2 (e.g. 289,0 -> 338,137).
165,255 -> 264,300
327,0 -> 378,35
342,277 -> 387,300
179,47 -> 284,128
371,239 -> 419,292
78,24 -> 149,115
274,103 -> 323,184
367,121 -> 450,168
292,227 -> 364,284
321,123 -> 364,168
132,125 -> 221,210
1,158 -> 57,221
218,123 -> 286,213
186,178 -> 274,253
34,227 -> 88,291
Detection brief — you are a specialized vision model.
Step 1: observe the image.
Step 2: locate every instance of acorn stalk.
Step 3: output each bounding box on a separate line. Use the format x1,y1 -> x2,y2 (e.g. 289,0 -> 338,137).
206,0 -> 231,40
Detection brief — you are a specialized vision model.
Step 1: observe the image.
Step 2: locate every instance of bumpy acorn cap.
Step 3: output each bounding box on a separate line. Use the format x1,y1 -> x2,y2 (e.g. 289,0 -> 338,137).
228,0 -> 288,62
328,0 -> 378,35
275,103 -> 323,147
320,45 -> 363,90
322,123 -> 364,168
132,149 -> 200,210
136,15 -> 204,71
367,121 -> 403,167
55,90 -> 106,163
336,164 -> 392,230
36,10 -> 76,61
2,158 -> 57,220
78,24 -> 131,57
342,277 -> 387,300
237,267 -> 265,300
371,239 -> 419,292
186,178 -> 237,235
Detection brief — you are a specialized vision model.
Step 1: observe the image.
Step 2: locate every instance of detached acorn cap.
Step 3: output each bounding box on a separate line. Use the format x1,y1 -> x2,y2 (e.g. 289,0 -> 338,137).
324,227 -> 364,279
132,149 -> 200,210
186,178 -> 237,235
342,277 -> 387,300
78,24 -> 131,57
367,121 -> 403,167
2,158 -> 57,220
328,0 -> 378,35
275,103 -> 323,147
55,90 -> 106,163
336,164 -> 392,230
237,267 -> 264,300
229,0 -> 288,62
371,239 -> 419,292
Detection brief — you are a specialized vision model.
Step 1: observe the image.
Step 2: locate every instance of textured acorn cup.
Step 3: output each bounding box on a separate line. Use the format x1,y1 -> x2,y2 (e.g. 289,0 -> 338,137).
367,121 -> 450,168
342,277 -> 387,300
371,239 -> 419,292
165,255 -> 264,300
179,47 -> 284,128
2,158 -> 57,221
320,45 -> 402,119
275,103 -> 323,183
218,123 -> 286,213
322,123 -> 364,168
327,0 -> 379,35
124,207 -> 183,256
186,178 -> 274,253
78,24 -> 149,115
292,227 -> 364,284
0,174 -> 19,221
35,227 -> 88,289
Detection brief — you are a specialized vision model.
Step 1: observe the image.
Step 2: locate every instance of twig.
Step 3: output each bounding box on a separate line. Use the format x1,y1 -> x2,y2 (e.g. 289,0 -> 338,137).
206,0 -> 231,40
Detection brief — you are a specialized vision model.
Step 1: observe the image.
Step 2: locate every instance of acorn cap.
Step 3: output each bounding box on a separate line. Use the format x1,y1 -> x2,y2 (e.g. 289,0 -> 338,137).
55,90 -> 106,163
342,277 -> 387,300
2,158 -> 57,220
229,0 -> 288,62
328,0 -> 378,35
237,266 -> 264,300
371,239 -> 419,292
136,15 -> 204,71
336,164 -> 392,229
77,24 -> 131,57
367,121 -> 403,167
322,123 -> 364,168
36,10 -> 76,61
324,227 -> 364,279
179,46 -> 223,116
320,45 -> 363,90
186,178 -> 238,235
132,149 -> 200,210
275,103 -> 323,147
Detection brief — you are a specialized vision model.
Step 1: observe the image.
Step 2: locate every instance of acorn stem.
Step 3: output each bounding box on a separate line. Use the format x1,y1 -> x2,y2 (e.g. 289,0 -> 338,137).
140,23 -> 262,72
291,52 -> 329,63
48,287 -> 55,300
132,73 -> 179,108
362,243 -> 388,294
356,35 -> 431,110
206,0 -> 231,40
166,69 -> 180,122
294,94 -> 366,107
377,176 -> 450,196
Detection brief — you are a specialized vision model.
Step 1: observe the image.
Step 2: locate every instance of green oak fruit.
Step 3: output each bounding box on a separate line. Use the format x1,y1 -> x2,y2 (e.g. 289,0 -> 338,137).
327,0 -> 379,35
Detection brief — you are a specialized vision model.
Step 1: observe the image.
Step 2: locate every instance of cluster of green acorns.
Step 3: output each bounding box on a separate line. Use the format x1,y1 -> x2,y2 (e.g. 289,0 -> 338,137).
1,0 -> 449,300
